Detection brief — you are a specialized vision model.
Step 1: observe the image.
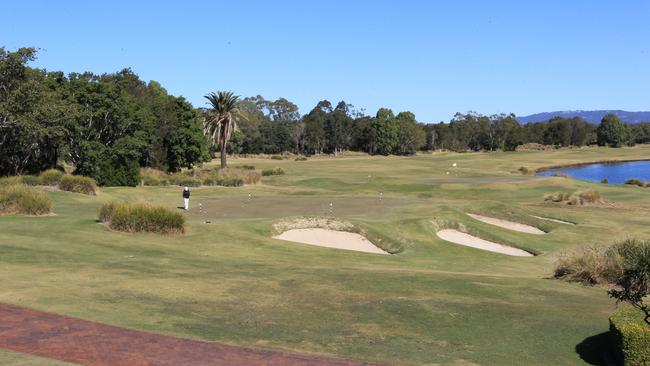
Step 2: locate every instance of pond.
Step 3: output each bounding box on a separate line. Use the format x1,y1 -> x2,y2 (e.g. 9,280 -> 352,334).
537,160 -> 650,184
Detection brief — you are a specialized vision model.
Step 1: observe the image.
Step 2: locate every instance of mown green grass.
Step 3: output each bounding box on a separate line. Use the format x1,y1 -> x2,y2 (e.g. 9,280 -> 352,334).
3,146 -> 650,365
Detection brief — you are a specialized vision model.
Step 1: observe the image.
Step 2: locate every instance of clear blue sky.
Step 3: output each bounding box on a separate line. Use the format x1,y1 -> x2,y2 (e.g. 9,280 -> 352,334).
3,0 -> 649,122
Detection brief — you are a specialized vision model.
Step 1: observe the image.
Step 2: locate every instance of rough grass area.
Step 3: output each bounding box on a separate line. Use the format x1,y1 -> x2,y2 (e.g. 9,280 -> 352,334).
610,307 -> 650,366
59,175 -> 97,195
625,178 -> 649,188
141,167 -> 261,187
99,201 -> 185,234
0,184 -> 52,215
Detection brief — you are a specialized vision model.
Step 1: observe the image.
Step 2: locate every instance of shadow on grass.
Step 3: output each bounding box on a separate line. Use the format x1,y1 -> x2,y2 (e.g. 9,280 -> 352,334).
575,331 -> 616,366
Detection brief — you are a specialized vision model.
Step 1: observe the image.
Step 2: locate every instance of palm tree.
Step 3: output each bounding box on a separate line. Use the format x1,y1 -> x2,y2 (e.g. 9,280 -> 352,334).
204,91 -> 240,169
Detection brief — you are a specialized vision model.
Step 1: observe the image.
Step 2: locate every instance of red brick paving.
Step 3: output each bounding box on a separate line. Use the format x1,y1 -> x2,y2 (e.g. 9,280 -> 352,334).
0,303 -> 389,366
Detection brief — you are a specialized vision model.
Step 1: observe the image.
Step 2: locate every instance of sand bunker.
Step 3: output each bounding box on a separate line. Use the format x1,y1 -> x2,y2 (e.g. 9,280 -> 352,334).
531,215 -> 575,225
436,229 -> 533,257
467,213 -> 545,235
273,228 -> 388,255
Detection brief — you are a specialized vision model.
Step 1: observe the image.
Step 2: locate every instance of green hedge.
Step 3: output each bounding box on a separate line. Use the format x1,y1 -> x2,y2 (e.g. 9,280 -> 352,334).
609,307 -> 650,366
99,201 -> 185,234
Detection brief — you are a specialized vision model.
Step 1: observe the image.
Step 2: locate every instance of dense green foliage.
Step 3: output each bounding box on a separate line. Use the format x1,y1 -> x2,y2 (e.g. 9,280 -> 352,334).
3,46 -> 649,189
0,183 -> 52,215
608,239 -> 650,325
609,307 -> 650,366
99,201 -> 185,234
597,114 -> 634,147
0,47 -> 209,184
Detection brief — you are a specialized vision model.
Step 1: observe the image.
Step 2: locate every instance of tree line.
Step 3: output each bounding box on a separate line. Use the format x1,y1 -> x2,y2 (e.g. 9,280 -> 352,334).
1,47 -> 648,185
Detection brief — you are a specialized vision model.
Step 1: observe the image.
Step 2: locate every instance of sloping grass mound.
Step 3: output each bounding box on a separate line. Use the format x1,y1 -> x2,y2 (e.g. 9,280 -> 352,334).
0,184 -> 52,215
99,202 -> 185,234
59,175 -> 97,195
610,307 -> 650,366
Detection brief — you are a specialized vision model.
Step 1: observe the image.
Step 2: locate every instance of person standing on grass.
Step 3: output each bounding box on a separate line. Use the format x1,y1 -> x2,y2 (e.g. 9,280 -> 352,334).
183,186 -> 190,210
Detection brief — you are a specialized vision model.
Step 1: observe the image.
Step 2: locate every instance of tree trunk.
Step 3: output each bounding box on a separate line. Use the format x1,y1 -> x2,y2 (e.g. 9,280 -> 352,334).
220,138 -> 227,169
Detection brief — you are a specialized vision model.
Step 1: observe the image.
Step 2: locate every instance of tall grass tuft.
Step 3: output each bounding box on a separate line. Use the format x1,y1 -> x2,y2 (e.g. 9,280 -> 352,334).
59,175 -> 97,195
625,178 -> 648,188
39,169 -> 64,186
99,201 -> 185,234
262,168 -> 285,176
0,184 -> 52,215
554,239 -> 649,286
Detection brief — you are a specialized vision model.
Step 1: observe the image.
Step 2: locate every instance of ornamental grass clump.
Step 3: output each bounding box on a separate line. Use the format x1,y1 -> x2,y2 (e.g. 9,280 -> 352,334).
0,184 -> 52,215
262,167 -> 285,176
58,175 -> 97,195
39,169 -> 64,186
99,201 -> 185,234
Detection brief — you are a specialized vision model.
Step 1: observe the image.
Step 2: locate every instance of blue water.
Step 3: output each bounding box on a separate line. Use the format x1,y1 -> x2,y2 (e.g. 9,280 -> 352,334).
537,160 -> 650,184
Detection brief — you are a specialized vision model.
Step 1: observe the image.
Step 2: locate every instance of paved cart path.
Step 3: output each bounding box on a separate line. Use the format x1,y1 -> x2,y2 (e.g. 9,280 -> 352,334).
0,303 -> 388,366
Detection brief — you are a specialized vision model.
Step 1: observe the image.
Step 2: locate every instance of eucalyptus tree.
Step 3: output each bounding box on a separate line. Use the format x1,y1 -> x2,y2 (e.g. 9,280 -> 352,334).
204,91 -> 240,168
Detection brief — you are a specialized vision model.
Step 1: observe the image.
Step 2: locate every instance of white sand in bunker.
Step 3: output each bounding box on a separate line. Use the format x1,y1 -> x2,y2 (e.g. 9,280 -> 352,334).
436,229 -> 533,257
273,228 -> 388,255
467,213 -> 545,235
531,215 -> 575,225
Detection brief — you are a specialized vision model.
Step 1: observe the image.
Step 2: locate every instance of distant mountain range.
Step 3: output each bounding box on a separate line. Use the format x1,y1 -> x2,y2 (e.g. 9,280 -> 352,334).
517,110 -> 650,124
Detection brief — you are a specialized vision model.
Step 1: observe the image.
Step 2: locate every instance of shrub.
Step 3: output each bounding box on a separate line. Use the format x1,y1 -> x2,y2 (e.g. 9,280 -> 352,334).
0,176 -> 24,186
295,156 -> 308,161
262,168 -> 285,176
625,179 -> 648,188
59,175 -> 97,195
569,189 -> 602,205
544,191 -> 572,203
610,307 -> 650,366
270,155 -> 283,160
20,175 -> 41,186
39,169 -> 64,186
99,201 -> 185,234
202,176 -> 243,187
237,165 -> 256,170
517,166 -> 531,175
554,245 -> 622,285
0,184 -> 52,215
551,172 -> 570,178
601,178 -> 609,184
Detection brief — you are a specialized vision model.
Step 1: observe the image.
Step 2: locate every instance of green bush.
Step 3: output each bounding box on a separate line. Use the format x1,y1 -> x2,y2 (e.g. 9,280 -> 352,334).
262,168 -> 285,176
19,175 -> 41,186
99,201 -> 185,234
625,178 -> 648,188
518,166 -> 531,175
237,165 -> 256,170
295,156 -> 308,161
544,191 -> 572,203
609,307 -> 650,366
551,172 -> 570,178
0,184 -> 52,215
59,175 -> 97,195
601,178 -> 609,184
0,176 -> 40,186
270,155 -> 283,160
39,169 -> 64,186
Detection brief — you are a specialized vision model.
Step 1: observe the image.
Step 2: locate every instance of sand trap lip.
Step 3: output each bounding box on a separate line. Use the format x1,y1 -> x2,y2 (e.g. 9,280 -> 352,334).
436,229 -> 533,257
273,228 -> 388,255
467,213 -> 545,235
531,215 -> 575,225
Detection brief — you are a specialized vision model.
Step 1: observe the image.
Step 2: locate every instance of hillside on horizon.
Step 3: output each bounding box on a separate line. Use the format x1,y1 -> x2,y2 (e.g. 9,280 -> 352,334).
517,110 -> 650,124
